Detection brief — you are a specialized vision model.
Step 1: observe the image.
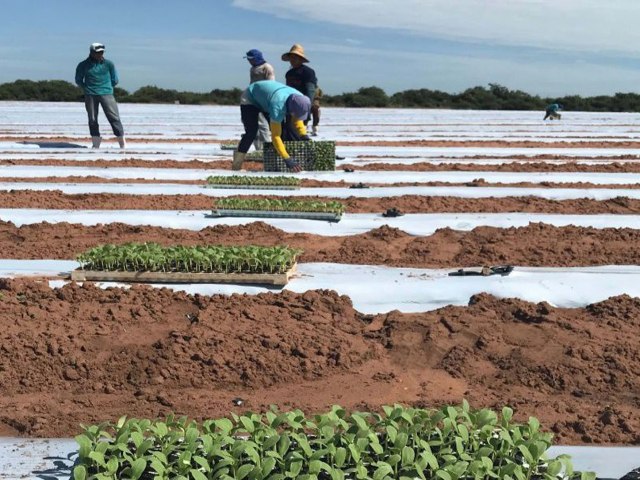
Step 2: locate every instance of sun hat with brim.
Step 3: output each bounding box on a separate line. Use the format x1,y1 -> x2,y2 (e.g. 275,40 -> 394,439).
90,43 -> 105,53
286,94 -> 311,121
281,44 -> 309,63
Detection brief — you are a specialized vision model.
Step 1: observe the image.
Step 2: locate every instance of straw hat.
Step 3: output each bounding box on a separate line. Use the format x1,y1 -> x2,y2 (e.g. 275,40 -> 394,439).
281,44 -> 309,63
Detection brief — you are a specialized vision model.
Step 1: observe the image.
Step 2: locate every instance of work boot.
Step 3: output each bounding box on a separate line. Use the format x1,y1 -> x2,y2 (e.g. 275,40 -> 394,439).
91,136 -> 101,149
232,151 -> 246,170
311,126 -> 318,136
117,136 -> 126,149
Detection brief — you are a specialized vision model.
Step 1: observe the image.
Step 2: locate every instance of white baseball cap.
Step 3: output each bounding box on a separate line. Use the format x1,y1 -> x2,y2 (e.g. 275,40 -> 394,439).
90,43 -> 105,53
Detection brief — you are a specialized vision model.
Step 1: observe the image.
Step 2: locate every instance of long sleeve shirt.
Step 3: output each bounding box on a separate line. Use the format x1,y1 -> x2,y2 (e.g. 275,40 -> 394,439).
285,65 -> 317,102
75,57 -> 119,95
246,80 -> 308,158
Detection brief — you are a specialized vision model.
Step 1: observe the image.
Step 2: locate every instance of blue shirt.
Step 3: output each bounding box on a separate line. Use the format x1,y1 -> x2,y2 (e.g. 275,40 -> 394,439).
75,57 -> 119,96
246,80 -> 301,122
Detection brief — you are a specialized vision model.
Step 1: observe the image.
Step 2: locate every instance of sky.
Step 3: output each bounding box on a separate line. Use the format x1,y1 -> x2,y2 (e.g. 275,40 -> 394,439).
1,0 -> 640,97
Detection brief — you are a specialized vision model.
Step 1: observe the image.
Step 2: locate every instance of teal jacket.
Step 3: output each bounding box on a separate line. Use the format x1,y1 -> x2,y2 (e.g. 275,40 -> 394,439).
246,80 -> 300,122
75,57 -> 119,95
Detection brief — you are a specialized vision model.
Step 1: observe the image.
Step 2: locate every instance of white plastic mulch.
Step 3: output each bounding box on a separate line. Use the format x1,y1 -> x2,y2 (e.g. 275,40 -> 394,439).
3,209 -> 640,236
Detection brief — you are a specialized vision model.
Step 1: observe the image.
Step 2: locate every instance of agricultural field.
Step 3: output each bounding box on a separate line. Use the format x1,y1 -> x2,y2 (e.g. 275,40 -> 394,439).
0,102 -> 639,477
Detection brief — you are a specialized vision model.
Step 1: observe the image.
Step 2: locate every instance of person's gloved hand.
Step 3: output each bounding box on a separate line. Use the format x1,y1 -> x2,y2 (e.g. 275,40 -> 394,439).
284,157 -> 302,172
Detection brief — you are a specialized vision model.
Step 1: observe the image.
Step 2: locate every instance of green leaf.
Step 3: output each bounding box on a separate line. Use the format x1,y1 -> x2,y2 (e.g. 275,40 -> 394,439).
74,434 -> 92,459
73,465 -> 87,480
435,470 -> 452,480
130,458 -> 147,480
581,473 -> 597,480
373,463 -> 393,480
262,457 -> 277,477
502,406 -> 513,423
191,470 -> 208,480
401,446 -> 415,466
240,416 -> 255,433
237,464 -> 255,480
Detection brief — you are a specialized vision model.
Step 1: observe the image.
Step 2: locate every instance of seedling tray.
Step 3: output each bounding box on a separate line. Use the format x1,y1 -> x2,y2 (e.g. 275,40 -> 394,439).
204,184 -> 300,190
70,265 -> 296,286
209,209 -> 342,222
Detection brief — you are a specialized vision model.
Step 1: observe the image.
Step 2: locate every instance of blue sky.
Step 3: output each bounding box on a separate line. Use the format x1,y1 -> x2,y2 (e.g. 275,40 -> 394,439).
2,0 -> 640,96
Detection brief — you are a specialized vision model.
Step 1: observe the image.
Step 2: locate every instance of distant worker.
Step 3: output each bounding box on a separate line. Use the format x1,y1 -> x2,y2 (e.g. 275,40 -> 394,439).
543,103 -> 562,121
244,49 -> 275,151
75,42 -> 125,149
282,44 -> 317,139
234,80 -> 311,172
311,86 -> 323,136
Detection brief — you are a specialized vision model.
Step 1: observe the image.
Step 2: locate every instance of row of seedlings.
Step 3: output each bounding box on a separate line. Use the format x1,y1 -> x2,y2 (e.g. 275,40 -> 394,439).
210,198 -> 345,222
72,243 -> 301,286
72,402 -> 595,480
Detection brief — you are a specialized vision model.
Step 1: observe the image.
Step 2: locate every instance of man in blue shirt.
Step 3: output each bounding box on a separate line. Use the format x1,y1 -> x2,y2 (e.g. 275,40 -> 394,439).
544,103 -> 562,121
75,43 -> 125,148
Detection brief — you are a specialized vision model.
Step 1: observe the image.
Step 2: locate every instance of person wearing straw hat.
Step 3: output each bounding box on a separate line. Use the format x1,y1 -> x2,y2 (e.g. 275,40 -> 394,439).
233,80 -> 311,172
282,44 -> 317,139
244,48 -> 275,151
75,42 -> 126,149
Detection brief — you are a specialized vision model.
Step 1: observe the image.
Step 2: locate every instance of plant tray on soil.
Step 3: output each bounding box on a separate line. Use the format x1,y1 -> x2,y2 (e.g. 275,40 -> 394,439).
211,198 -> 344,222
263,140 -> 336,172
204,175 -> 300,190
70,267 -> 295,286
71,243 -> 300,286
72,402 -> 595,480
209,209 -> 342,222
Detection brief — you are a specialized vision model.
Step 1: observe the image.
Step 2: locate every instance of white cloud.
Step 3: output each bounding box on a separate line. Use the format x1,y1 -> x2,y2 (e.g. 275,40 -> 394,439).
232,0 -> 640,55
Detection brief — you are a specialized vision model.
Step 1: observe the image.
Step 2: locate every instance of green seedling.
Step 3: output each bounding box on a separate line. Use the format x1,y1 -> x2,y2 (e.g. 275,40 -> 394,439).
73,402 -> 594,480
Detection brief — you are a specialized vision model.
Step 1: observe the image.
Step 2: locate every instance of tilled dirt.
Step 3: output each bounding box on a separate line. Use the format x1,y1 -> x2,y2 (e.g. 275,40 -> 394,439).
3,221 -> 640,268
2,190 -> 640,213
5,158 -> 640,173
0,278 -> 637,443
5,176 -> 640,190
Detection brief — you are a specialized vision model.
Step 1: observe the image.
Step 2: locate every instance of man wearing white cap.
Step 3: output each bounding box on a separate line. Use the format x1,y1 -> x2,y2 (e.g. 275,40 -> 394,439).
75,43 -> 126,149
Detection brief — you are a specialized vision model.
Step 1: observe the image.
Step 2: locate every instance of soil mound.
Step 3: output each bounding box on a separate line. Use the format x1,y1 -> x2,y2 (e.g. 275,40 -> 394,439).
0,279 -> 638,443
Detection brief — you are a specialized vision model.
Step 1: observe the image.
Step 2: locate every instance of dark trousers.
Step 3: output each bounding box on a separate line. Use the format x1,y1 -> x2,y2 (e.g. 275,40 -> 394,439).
84,95 -> 124,137
311,104 -> 320,127
238,104 -> 264,153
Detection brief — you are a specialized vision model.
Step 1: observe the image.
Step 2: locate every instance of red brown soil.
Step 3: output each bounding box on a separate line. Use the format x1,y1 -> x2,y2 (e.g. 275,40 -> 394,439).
5,176 -> 640,190
3,221 -> 640,269
0,278 -> 637,443
2,190 -> 640,213
5,157 -> 640,173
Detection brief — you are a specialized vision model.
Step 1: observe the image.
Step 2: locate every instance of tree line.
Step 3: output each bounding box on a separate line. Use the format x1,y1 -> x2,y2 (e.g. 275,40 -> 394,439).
2,79 -> 640,112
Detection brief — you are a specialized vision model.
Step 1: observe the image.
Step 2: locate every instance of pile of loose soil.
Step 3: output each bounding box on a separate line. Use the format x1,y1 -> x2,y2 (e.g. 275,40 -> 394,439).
3,221 -> 640,269
2,190 -> 640,213
0,278 -> 637,443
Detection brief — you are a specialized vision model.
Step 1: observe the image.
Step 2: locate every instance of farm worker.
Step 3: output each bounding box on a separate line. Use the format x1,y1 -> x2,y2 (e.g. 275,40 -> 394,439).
543,103 -> 562,121
310,86 -> 323,136
234,80 -> 311,172
244,49 -> 275,152
75,42 -> 126,149
282,44 -> 317,139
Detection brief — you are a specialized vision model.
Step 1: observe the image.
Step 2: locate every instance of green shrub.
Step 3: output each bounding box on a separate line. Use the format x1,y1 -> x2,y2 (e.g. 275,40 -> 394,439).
206,176 -> 300,187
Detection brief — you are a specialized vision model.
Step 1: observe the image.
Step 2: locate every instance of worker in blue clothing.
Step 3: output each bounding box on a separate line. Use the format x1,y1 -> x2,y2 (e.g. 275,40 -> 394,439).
544,103 -> 563,120
233,80 -> 311,172
75,43 -> 125,148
